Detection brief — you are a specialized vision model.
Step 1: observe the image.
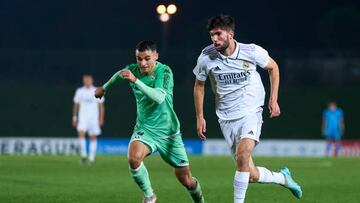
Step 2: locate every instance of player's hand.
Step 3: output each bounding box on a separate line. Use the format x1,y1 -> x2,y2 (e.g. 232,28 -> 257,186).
95,87 -> 106,99
196,117 -> 207,141
121,69 -> 137,83
268,98 -> 281,118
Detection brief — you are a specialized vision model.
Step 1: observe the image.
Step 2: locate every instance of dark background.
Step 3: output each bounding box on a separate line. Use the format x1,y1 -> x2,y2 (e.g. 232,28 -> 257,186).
1,0 -> 359,139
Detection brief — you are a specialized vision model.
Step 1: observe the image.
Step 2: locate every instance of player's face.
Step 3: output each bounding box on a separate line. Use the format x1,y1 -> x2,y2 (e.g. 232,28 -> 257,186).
209,28 -> 234,52
83,75 -> 93,87
136,50 -> 159,75
328,102 -> 337,110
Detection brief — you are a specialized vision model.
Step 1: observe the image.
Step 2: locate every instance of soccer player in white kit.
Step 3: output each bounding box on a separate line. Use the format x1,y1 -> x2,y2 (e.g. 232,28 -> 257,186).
193,15 -> 302,203
72,74 -> 105,165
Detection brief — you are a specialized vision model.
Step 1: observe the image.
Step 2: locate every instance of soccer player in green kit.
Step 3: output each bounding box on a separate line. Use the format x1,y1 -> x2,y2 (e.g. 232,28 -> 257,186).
94,41 -> 204,203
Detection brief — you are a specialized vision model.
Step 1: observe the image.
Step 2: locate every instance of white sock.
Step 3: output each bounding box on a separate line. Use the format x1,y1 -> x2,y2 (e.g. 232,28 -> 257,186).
79,137 -> 87,158
257,167 -> 285,185
234,171 -> 250,203
89,140 -> 97,162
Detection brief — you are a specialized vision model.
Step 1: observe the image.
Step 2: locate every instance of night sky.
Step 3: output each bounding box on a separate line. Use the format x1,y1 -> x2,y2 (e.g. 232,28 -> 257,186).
1,0 -> 359,50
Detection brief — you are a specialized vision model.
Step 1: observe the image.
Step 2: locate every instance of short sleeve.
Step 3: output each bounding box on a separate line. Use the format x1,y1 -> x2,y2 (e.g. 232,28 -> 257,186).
254,45 -> 270,69
193,55 -> 208,81
339,109 -> 344,118
73,89 -> 80,103
155,67 -> 173,93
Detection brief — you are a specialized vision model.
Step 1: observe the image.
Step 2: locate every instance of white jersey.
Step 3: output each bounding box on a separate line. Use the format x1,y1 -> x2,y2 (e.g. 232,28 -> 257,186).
73,86 -> 104,122
193,41 -> 270,120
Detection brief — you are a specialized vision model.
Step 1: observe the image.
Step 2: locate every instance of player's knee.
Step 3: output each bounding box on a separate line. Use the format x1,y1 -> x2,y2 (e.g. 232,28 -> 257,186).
128,153 -> 143,169
236,150 -> 251,167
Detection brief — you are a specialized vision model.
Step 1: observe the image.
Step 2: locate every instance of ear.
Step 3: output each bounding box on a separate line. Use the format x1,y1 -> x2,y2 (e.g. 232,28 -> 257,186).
228,30 -> 234,39
154,52 -> 159,60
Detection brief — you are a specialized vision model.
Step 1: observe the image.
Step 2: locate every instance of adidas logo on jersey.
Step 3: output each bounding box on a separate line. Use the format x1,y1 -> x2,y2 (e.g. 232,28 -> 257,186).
248,131 -> 254,135
214,66 -> 221,71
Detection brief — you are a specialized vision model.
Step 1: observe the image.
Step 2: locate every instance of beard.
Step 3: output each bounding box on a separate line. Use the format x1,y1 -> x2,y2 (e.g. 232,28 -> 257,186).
214,37 -> 230,53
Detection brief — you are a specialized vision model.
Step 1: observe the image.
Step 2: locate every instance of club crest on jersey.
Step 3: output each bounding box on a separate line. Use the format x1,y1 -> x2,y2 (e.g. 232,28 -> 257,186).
150,72 -> 156,80
243,61 -> 250,69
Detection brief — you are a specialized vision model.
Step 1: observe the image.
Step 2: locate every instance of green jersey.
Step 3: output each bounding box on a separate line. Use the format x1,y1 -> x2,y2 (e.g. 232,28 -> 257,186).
103,62 -> 180,136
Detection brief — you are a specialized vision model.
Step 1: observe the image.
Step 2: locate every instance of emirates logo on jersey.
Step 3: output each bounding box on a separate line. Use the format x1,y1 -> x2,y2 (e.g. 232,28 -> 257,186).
218,71 -> 251,85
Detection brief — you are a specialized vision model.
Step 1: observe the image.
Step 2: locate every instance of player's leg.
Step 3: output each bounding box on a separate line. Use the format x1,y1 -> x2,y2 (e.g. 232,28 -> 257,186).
77,130 -> 87,163
128,131 -> 157,202
248,156 -> 285,185
234,138 -> 255,203
156,132 -> 204,203
88,135 -> 97,164
77,119 -> 88,163
88,123 -> 101,164
334,137 -> 342,157
174,166 -> 204,203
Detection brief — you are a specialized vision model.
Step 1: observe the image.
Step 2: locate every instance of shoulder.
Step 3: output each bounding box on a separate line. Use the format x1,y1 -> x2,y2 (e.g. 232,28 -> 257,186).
199,44 -> 219,61
75,87 -> 84,93
156,62 -> 172,74
238,42 -> 261,55
337,108 -> 344,114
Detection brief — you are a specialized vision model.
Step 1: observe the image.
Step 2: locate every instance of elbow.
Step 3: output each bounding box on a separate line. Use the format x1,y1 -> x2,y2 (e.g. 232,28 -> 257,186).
154,96 -> 165,105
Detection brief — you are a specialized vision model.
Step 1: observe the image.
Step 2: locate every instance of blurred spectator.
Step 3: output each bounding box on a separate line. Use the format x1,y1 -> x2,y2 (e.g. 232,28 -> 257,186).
322,101 -> 345,157
72,74 -> 105,165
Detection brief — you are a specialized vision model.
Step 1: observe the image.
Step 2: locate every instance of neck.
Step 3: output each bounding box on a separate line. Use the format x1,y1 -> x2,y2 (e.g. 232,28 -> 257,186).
220,40 -> 236,56
140,63 -> 156,75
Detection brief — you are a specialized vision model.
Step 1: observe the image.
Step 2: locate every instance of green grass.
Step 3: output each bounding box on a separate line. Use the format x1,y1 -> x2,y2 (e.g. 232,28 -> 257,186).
1,156 -> 360,203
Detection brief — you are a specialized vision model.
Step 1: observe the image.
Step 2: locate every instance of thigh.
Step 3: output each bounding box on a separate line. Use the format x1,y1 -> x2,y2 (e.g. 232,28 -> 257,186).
77,119 -> 88,133
240,110 -> 263,143
219,119 -> 241,160
130,129 -> 157,154
128,140 -> 151,161
89,123 -> 101,136
156,132 -> 189,168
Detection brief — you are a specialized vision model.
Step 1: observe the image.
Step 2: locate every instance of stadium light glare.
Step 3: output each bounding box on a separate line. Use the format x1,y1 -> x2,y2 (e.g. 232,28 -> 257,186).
156,4 -> 166,14
167,4 -> 177,15
159,13 -> 170,22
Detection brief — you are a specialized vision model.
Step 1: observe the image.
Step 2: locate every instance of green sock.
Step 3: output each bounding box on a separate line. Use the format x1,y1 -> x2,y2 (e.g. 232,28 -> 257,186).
188,177 -> 204,203
129,162 -> 154,197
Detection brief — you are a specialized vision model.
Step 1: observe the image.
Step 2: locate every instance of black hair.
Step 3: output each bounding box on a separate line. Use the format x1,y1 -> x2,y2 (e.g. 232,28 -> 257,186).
207,14 -> 235,32
136,40 -> 157,52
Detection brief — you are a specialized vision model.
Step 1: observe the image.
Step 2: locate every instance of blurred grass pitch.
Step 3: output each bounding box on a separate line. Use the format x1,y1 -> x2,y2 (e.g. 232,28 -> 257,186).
1,156 -> 359,203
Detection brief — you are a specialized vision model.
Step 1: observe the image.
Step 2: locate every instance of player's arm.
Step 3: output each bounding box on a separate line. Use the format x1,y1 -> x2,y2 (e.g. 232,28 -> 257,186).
95,71 -> 123,99
340,111 -> 345,136
99,103 -> 105,127
194,79 -> 207,140
264,57 -> 281,118
72,102 -> 79,128
122,69 -> 165,104
321,114 -> 326,136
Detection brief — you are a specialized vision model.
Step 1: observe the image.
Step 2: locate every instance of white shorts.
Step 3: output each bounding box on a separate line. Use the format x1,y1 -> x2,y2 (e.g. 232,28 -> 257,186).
77,118 -> 101,136
218,108 -> 263,159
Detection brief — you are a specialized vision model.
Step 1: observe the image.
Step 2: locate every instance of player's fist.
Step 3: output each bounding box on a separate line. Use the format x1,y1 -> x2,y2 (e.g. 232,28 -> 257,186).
95,87 -> 106,99
121,69 -> 137,83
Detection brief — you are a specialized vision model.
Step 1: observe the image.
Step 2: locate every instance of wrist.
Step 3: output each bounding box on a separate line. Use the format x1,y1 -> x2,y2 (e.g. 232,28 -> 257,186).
72,116 -> 77,121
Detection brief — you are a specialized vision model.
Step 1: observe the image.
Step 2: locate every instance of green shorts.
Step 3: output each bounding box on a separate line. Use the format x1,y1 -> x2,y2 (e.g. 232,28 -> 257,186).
130,128 -> 189,168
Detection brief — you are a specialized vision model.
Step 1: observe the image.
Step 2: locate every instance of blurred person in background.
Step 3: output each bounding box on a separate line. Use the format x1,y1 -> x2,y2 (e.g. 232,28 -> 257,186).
322,101 -> 345,157
72,74 -> 105,165
193,14 -> 302,203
